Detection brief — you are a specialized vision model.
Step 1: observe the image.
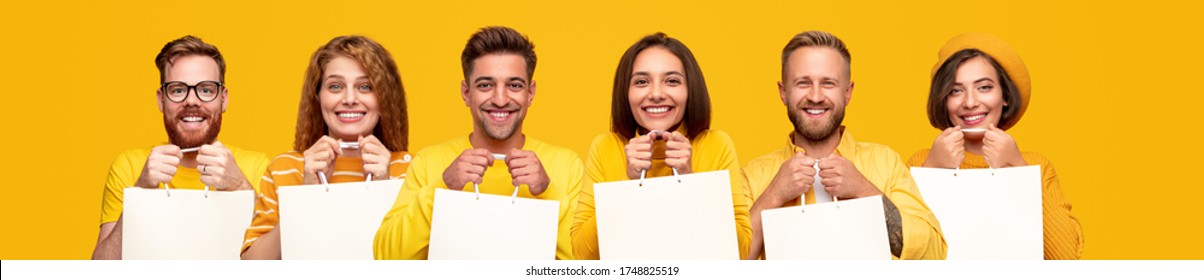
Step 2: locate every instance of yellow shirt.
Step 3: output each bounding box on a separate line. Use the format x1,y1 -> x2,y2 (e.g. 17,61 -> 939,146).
99,144 -> 270,225
571,130 -> 753,260
241,150 -> 411,251
907,149 -> 1083,260
742,130 -> 948,260
373,135 -> 582,260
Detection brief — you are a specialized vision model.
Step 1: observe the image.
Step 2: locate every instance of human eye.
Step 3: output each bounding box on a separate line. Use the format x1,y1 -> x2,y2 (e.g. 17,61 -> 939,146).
632,78 -> 649,86
326,83 -> 344,92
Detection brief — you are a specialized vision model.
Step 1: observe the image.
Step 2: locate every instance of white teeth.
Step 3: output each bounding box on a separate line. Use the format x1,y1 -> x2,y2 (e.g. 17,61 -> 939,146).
805,109 -> 827,115
645,107 -> 670,114
182,117 -> 204,122
338,112 -> 365,119
490,112 -> 510,119
964,114 -> 985,121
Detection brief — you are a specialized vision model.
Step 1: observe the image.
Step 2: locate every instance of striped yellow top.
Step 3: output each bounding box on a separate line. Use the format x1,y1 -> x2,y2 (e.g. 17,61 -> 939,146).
241,150 -> 411,251
907,149 -> 1084,260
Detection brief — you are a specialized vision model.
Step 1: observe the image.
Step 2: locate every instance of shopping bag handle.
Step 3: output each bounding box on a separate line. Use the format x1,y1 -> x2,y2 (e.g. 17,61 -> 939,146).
636,167 -> 682,187
161,182 -> 210,198
952,158 -> 995,177
472,183 -> 522,204
803,160 -> 839,213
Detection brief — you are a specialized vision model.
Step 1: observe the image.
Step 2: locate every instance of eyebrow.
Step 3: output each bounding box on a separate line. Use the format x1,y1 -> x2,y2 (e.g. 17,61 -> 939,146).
793,76 -> 840,83
506,77 -> 528,84
473,77 -> 495,83
954,77 -> 996,86
324,74 -> 369,80
631,71 -> 684,77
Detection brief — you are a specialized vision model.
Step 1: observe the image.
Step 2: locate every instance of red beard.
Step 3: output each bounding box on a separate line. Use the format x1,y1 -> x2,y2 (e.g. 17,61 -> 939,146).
163,106 -> 222,148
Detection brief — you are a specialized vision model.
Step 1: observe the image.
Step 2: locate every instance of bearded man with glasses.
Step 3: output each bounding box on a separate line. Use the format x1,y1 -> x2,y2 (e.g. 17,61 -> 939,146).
90,35 -> 270,259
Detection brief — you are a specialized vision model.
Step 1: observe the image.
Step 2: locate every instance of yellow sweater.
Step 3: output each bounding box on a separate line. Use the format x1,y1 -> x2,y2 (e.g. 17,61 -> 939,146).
743,130 -> 948,259
907,149 -> 1083,260
571,130 -> 753,260
373,135 -> 582,260
99,144 -> 269,225
241,150 -> 411,252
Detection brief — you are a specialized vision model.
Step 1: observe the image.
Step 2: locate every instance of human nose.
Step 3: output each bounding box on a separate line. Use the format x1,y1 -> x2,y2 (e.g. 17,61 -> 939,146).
804,85 -> 824,104
489,85 -> 509,107
341,90 -> 359,106
648,80 -> 666,102
181,87 -> 204,105
961,91 -> 980,109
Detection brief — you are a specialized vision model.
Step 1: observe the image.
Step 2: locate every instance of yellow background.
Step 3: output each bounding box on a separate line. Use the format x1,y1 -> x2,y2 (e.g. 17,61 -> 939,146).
2,0 -> 1200,259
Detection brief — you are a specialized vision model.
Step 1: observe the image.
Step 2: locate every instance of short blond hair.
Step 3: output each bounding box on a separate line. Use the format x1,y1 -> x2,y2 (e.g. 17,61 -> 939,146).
780,31 -> 851,80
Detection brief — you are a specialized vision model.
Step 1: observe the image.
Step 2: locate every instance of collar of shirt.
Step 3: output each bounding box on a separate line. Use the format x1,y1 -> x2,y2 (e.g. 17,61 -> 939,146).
779,126 -> 860,160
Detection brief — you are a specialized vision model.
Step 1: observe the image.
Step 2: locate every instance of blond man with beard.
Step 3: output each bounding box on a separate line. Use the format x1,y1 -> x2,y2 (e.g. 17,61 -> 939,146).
91,36 -> 270,260
742,31 -> 946,260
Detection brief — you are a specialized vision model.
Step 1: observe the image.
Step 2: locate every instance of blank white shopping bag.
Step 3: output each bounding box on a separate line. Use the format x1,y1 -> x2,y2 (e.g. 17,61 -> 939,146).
911,166 -> 1043,260
593,170 -> 739,260
122,187 -> 254,260
761,195 -> 891,260
428,188 -> 560,260
277,179 -> 403,260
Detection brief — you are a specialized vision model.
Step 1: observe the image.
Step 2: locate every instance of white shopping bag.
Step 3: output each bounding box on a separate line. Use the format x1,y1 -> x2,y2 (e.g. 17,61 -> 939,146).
593,170 -> 739,260
911,166 -> 1043,260
277,179 -> 403,260
761,195 -> 892,260
427,188 -> 560,260
122,187 -> 254,260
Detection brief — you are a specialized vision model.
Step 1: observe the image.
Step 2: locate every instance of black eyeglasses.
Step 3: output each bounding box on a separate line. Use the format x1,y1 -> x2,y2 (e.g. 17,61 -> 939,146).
160,81 -> 224,103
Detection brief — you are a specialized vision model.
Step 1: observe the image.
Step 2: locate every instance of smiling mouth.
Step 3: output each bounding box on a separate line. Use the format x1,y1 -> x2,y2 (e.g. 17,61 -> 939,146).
176,114 -> 208,130
643,105 -> 673,115
961,113 -> 986,124
337,112 -> 363,118
485,109 -> 517,122
803,108 -> 828,116
334,111 -> 366,123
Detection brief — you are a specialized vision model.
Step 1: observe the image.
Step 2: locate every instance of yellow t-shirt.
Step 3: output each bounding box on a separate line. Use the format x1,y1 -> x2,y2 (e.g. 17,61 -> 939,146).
241,150 -> 411,251
99,144 -> 270,225
571,130 -> 753,260
742,129 -> 948,260
907,149 -> 1083,260
373,135 -> 582,260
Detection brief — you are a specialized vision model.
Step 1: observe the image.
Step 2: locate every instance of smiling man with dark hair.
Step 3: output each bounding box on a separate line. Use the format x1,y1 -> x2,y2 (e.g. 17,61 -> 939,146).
373,26 -> 583,260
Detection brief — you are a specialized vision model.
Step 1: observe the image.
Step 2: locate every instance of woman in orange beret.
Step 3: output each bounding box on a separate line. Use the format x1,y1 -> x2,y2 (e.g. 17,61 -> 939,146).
908,33 -> 1083,259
